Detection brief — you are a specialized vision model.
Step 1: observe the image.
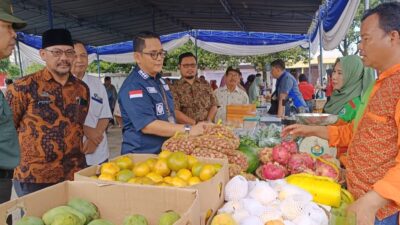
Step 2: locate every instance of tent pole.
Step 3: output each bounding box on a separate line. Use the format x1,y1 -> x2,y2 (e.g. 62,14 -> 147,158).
194,30 -> 198,62
47,0 -> 54,29
318,13 -> 324,87
308,38 -> 311,82
97,53 -> 101,79
365,0 -> 370,10
16,40 -> 23,77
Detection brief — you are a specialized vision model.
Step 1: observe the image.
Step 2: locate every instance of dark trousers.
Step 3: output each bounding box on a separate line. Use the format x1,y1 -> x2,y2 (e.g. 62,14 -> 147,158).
13,180 -> 56,197
0,169 -> 14,225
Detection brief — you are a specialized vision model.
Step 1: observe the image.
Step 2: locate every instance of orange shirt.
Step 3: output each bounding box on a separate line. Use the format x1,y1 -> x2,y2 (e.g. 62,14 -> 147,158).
328,64 -> 400,219
6,68 -> 89,183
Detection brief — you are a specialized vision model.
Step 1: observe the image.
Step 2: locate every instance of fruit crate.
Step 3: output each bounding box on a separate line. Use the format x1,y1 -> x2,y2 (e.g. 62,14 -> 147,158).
75,154 -> 229,225
0,181 -> 200,225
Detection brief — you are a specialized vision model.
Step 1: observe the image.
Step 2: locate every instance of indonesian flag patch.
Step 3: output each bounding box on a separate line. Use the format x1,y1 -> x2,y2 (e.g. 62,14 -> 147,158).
129,90 -> 143,98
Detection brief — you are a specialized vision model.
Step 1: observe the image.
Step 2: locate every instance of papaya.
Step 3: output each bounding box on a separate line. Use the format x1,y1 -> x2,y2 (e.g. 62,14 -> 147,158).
68,198 -> 100,223
123,214 -> 148,225
87,219 -> 115,225
51,213 -> 82,225
238,143 -> 260,173
15,216 -> 44,225
42,206 -> 86,225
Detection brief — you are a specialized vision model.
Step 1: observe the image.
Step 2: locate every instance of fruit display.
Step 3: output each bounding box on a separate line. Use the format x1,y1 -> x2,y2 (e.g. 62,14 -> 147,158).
15,198 -> 181,225
237,143 -> 260,173
238,124 -> 281,148
213,175 -> 330,225
256,141 -> 340,181
93,151 -> 222,187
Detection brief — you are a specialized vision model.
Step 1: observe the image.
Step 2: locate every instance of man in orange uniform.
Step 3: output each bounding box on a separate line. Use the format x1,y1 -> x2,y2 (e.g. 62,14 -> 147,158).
283,3 -> 400,225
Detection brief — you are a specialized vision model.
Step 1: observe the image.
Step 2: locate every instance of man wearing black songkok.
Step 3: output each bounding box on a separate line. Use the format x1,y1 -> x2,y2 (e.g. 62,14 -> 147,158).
6,28 -> 90,197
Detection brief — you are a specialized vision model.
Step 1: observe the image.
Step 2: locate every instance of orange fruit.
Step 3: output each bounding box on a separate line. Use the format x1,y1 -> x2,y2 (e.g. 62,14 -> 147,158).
167,152 -> 189,171
163,176 -> 173,184
176,168 -> 192,181
146,172 -> 163,183
100,162 -> 120,176
171,177 -> 187,187
115,156 -> 134,169
98,173 -> 115,181
191,162 -> 204,177
127,177 -> 140,184
145,158 -> 157,171
187,155 -> 198,169
116,169 -> 134,182
153,158 -> 171,177
199,164 -> 216,181
133,162 -> 150,177
159,150 -> 172,159
213,164 -> 222,173
188,176 -> 201,186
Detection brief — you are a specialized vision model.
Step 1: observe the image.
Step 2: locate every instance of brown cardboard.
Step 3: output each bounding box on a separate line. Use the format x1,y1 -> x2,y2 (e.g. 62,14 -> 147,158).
0,181 -> 200,225
75,154 -> 229,225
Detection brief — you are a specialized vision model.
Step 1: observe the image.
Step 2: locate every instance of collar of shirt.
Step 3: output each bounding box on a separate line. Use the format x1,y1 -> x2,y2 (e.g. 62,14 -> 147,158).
179,77 -> 200,85
370,63 -> 400,98
42,68 -> 76,85
136,67 -> 162,81
221,85 -> 240,93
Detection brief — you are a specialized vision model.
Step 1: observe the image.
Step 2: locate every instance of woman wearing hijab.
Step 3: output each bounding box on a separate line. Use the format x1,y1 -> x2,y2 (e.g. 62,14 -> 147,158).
248,75 -> 263,103
323,55 -> 375,123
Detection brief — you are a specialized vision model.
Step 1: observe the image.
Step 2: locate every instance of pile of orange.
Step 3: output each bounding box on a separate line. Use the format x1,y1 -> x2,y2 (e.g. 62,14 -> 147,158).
93,151 -> 222,187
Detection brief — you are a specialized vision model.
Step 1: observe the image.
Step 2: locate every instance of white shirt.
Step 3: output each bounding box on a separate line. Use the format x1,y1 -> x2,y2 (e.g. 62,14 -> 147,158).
214,85 -> 249,123
82,74 -> 112,165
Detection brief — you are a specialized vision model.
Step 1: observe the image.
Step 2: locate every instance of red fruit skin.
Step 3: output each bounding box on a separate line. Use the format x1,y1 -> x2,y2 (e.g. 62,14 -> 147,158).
272,145 -> 291,166
261,162 -> 287,180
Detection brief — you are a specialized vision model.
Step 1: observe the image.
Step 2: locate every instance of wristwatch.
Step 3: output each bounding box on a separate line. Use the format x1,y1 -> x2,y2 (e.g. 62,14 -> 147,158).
184,124 -> 192,134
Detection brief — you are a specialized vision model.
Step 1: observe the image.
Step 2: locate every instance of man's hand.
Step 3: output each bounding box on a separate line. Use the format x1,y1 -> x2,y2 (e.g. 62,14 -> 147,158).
347,191 -> 389,225
84,126 -> 104,145
189,121 -> 213,136
83,139 -> 98,154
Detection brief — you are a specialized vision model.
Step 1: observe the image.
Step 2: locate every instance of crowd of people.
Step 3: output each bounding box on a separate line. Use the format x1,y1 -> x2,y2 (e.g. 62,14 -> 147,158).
1,0 -> 400,224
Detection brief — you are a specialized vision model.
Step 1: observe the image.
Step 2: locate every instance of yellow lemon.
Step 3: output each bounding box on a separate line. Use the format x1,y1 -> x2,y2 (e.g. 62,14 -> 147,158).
159,150 -> 172,159
163,176 -> 173,184
213,164 -> 222,173
90,175 -> 98,179
188,176 -> 201,186
100,162 -> 120,176
153,158 -> 171,177
145,158 -> 157,171
191,162 -> 204,177
133,162 -> 150,177
187,155 -> 198,169
199,164 -> 216,181
98,173 -> 115,181
146,172 -> 164,183
176,168 -> 192,181
140,177 -> 156,185
157,182 -> 171,187
115,156 -> 134,169
167,152 -> 189,171
171,177 -> 187,187
127,177 -> 140,184
116,169 -> 134,182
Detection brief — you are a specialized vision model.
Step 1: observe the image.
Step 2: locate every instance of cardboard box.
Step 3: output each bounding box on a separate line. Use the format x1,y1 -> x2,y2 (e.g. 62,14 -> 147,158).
75,154 -> 229,225
0,181 -> 200,225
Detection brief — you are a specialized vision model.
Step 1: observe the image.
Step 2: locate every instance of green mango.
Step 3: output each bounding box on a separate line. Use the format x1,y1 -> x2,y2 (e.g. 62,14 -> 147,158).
42,206 -> 86,225
158,211 -> 180,225
123,214 -> 148,225
51,213 -> 82,225
15,216 -> 44,225
87,219 -> 115,225
68,198 -> 100,223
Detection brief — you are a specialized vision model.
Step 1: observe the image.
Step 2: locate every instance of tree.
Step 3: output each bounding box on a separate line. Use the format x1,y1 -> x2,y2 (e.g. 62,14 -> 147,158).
338,0 -> 380,56
88,61 -> 133,74
0,58 -> 21,79
25,63 -> 44,75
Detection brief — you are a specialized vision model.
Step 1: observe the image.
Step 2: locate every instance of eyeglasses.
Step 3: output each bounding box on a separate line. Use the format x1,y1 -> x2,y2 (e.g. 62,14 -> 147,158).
45,48 -> 76,58
180,63 -> 197,69
141,50 -> 167,60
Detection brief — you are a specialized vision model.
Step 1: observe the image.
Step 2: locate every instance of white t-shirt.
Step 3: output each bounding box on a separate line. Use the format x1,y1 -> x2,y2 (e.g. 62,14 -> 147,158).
82,74 -> 112,165
214,85 -> 249,123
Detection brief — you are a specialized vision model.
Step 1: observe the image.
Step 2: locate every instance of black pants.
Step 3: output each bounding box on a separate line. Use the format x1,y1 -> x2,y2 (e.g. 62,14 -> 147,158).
0,169 -> 14,225
13,180 -> 56,197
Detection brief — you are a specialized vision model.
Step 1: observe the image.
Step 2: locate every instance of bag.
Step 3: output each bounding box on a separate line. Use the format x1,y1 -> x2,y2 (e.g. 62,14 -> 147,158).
268,98 -> 278,115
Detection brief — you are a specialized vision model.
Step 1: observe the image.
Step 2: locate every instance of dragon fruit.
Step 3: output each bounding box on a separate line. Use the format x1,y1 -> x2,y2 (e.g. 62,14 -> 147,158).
315,159 -> 339,180
287,153 -> 315,174
259,147 -> 273,164
261,162 -> 288,180
272,145 -> 291,165
281,141 -> 298,154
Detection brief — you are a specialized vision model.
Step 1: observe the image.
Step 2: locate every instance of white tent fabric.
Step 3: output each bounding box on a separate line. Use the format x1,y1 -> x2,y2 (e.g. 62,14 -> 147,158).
190,36 -> 308,56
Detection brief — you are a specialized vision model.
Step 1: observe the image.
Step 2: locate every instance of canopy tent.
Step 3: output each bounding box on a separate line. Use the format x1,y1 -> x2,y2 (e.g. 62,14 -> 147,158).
13,0 -> 360,65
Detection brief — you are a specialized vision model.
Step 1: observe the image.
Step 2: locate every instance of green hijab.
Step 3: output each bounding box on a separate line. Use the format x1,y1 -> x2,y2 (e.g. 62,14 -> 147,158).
323,55 -> 375,115
249,76 -> 263,103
